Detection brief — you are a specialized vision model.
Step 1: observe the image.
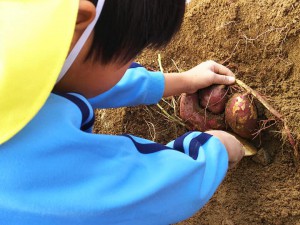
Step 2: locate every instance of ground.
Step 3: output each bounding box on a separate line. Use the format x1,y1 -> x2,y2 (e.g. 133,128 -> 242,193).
93,0 -> 300,224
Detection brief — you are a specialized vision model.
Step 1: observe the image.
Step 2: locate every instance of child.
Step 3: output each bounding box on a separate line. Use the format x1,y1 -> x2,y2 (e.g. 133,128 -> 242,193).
0,0 -> 244,224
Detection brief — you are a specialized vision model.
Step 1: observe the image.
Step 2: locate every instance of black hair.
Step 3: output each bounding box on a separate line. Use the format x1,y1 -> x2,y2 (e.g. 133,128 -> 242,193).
87,0 -> 186,65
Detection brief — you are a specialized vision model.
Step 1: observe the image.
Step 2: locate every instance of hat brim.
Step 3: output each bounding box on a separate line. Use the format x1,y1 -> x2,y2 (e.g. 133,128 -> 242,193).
0,0 -> 79,144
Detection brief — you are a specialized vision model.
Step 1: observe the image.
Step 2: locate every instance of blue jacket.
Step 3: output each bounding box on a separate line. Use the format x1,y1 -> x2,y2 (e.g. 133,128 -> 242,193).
0,64 -> 228,224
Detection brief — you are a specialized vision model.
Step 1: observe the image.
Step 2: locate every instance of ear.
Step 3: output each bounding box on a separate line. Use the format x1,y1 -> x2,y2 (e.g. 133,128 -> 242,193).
76,1 -> 96,32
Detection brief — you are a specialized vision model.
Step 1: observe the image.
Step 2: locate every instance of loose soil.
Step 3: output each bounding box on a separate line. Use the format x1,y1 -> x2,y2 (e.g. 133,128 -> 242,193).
94,0 -> 300,224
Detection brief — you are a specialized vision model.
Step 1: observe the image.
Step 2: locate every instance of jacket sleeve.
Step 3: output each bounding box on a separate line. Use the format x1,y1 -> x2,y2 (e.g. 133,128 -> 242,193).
88,63 -> 165,109
0,128 -> 228,224
120,131 -> 229,223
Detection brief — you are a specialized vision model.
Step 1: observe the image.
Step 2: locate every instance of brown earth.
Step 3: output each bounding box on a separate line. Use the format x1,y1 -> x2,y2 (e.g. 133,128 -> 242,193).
94,0 -> 300,224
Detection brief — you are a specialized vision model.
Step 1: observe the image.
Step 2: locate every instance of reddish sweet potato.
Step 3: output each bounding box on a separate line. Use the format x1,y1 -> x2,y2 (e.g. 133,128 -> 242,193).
180,93 -> 226,131
198,84 -> 228,114
225,93 -> 258,139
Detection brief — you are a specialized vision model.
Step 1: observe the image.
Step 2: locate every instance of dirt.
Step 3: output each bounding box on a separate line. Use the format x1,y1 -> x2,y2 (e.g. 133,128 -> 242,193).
93,0 -> 300,224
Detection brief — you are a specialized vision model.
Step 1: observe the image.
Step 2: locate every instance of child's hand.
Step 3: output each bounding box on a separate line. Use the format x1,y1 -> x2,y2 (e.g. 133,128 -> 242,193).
182,60 -> 235,94
163,60 -> 235,97
205,130 -> 245,168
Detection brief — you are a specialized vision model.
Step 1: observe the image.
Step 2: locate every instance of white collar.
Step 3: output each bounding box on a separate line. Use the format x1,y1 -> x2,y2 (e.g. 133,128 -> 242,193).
56,0 -> 105,83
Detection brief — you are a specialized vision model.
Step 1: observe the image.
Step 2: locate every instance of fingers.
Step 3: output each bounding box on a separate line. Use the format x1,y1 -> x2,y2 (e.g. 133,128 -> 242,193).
207,60 -> 236,85
228,142 -> 245,169
205,130 -> 245,169
212,62 -> 235,77
213,74 -> 236,85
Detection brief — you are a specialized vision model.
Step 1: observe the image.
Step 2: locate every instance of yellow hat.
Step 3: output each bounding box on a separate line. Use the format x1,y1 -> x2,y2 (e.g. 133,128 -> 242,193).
1,0 -> 106,144
0,0 -> 80,144
0,0 -> 106,144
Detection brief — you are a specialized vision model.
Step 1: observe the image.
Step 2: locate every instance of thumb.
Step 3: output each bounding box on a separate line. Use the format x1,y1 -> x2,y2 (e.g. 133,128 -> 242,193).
214,74 -> 236,85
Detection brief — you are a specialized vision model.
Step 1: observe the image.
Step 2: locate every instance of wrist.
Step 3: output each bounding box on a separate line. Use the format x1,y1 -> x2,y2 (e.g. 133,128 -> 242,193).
163,72 -> 189,97
178,72 -> 191,93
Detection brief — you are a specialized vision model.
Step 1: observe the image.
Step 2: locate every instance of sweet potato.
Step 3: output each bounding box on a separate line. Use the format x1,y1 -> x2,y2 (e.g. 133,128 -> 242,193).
198,84 -> 228,114
225,93 -> 258,139
180,93 -> 226,131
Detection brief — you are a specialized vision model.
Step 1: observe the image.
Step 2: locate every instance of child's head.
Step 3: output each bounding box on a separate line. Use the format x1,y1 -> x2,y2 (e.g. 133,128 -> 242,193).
54,0 -> 186,97
0,0 -> 186,143
86,0 -> 186,65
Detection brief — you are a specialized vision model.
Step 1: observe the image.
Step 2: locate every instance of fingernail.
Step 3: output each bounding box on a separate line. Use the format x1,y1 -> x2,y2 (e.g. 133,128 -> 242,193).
228,76 -> 236,83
